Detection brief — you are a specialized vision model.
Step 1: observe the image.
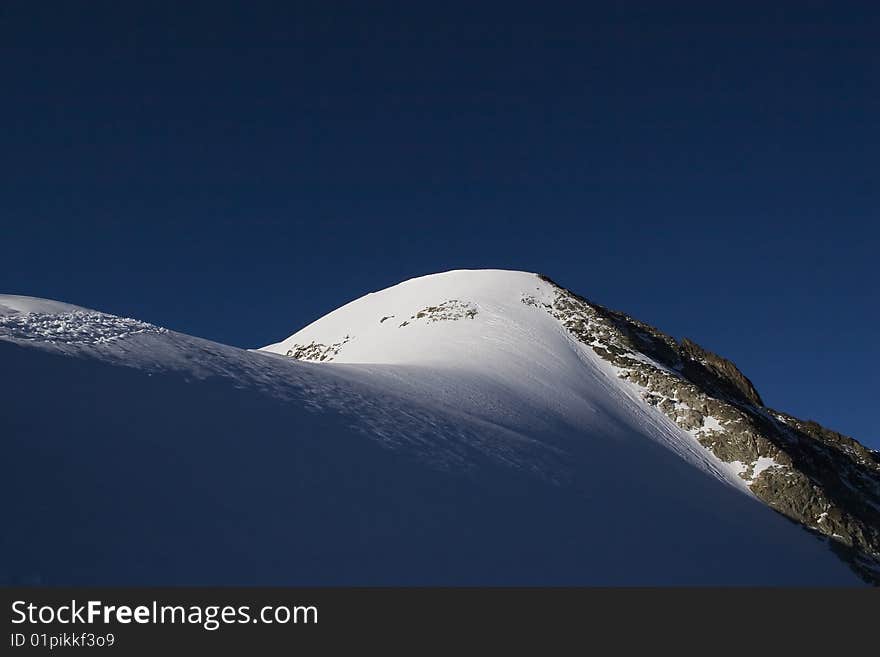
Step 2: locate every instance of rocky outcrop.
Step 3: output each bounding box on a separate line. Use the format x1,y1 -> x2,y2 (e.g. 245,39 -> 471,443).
285,335 -> 351,362
535,274 -> 880,584
399,300 -> 477,327
679,337 -> 764,407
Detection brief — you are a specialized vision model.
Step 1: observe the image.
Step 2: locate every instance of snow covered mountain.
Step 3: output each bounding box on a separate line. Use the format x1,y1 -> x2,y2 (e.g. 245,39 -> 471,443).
2,271 -> 878,585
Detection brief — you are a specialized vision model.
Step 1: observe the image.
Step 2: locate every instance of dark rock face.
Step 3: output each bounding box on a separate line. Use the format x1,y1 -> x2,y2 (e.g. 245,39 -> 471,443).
679,337 -> 764,407
535,274 -> 880,585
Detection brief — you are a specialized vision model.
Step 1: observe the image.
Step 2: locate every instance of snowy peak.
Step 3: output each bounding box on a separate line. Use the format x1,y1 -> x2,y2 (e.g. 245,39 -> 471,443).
263,269 -> 880,584
261,269 -> 560,365
2,274 -> 878,584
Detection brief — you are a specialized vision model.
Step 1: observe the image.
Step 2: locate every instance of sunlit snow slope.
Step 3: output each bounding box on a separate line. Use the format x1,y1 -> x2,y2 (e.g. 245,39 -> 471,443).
263,270 -> 745,487
0,274 -> 865,585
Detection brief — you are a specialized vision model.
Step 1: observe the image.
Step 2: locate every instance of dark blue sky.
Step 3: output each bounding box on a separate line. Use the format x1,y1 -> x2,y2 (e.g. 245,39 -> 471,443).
2,2 -> 877,446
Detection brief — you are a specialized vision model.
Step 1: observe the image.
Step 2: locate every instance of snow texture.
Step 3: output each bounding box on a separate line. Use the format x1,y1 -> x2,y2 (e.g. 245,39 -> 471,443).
0,274 -> 865,585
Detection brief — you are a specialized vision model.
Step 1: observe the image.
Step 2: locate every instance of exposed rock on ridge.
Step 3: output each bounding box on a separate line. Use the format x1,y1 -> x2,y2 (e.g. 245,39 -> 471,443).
679,337 -> 764,407
536,274 -> 880,584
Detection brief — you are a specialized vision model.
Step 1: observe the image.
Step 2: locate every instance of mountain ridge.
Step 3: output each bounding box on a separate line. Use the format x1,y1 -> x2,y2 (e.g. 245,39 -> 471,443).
2,271 -> 877,585
263,269 -> 880,584
546,273 -> 880,584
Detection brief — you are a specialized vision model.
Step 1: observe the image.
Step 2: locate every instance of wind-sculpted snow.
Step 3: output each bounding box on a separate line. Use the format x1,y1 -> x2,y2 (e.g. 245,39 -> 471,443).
0,294 -> 89,317
0,310 -> 166,345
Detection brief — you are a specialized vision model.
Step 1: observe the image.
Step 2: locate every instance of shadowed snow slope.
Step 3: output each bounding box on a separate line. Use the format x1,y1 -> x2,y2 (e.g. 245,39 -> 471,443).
0,276 -> 865,585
